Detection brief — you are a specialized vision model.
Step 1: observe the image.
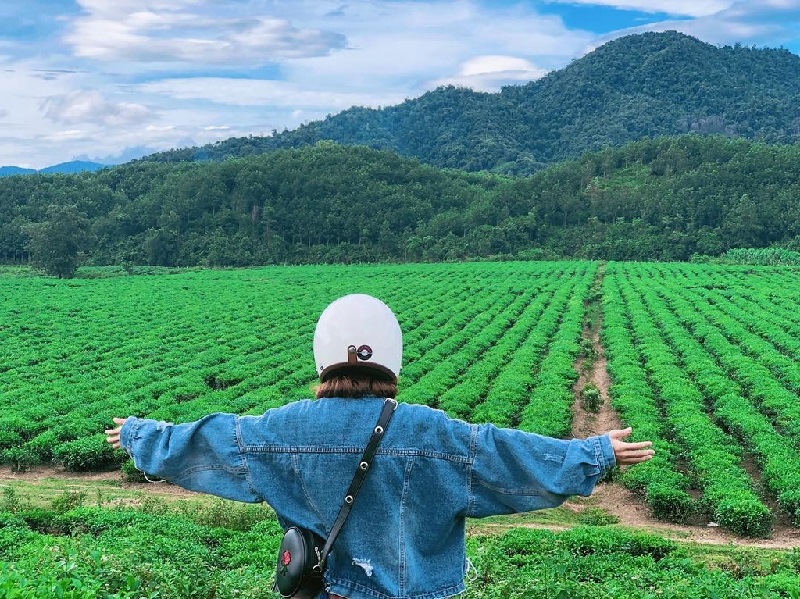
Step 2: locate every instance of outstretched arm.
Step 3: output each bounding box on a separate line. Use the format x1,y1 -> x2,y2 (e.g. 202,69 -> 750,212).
103,414 -> 262,503
608,427 -> 654,465
469,424 -> 618,517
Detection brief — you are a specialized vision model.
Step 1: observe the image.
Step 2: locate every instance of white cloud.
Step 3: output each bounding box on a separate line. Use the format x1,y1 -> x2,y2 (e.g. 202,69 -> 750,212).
547,0 -> 736,18
283,1 -> 592,98
65,1 -> 347,64
0,63 -> 87,159
75,146 -> 157,164
74,0 -> 206,18
586,0 -> 800,50
0,58 -> 247,167
39,129 -> 90,143
134,77 -> 404,109
432,55 -> 549,91
42,90 -> 155,126
1,0 -> 798,169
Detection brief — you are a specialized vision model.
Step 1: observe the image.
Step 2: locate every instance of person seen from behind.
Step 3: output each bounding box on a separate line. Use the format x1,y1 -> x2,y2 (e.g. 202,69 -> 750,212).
105,294 -> 654,599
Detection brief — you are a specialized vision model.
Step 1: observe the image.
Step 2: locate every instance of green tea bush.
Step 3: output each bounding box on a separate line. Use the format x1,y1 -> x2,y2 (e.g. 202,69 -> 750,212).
18,507 -> 61,535
778,490 -> 800,525
0,506 -> 284,598
0,417 -> 36,451
0,563 -> 85,599
0,431 -> 22,453
22,429 -> 59,463
186,499 -> 276,531
0,527 -> 38,559
120,459 -> 148,483
465,526 -> 800,598
714,495 -> 774,538
52,435 -> 119,472
575,508 -> 619,526
579,337 -> 597,365
580,384 -> 601,412
0,510 -> 26,529
646,483 -> 694,523
2,260 -> 800,542
1,447 -> 36,473
561,527 -> 678,561
720,248 -> 800,266
620,456 -> 688,498
50,491 -> 88,514
0,489 -> 23,514
3,504 -> 800,598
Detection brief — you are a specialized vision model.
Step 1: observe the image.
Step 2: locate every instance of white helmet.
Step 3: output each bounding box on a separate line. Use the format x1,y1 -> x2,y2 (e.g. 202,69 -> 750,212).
313,294 -> 402,382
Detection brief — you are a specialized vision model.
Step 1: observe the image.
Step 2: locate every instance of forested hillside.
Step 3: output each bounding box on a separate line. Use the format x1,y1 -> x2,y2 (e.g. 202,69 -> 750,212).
140,31 -> 800,175
1,136 -> 799,273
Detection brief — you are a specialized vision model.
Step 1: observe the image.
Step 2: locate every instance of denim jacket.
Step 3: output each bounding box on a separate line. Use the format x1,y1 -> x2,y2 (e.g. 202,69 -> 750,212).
120,397 -> 616,599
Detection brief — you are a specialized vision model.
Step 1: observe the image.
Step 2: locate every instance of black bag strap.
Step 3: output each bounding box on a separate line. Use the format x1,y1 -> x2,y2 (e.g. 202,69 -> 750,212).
316,398 -> 397,570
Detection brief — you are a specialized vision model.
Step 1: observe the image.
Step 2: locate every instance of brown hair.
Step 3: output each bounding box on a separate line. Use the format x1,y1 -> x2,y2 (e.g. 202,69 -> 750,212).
315,372 -> 398,399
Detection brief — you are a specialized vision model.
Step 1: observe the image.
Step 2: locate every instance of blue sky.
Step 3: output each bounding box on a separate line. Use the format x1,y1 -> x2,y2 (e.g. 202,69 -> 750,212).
1,0 -> 798,169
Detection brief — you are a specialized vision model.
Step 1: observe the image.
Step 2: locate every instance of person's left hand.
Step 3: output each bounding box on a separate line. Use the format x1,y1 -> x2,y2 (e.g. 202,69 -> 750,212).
104,417 -> 127,449
608,428 -> 654,465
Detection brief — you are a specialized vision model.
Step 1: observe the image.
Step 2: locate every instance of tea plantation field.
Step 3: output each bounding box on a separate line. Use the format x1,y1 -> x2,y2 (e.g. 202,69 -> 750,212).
2,261 -> 800,597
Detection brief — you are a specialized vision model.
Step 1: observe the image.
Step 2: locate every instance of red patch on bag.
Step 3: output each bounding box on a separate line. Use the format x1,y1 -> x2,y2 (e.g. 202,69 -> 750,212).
282,550 -> 292,566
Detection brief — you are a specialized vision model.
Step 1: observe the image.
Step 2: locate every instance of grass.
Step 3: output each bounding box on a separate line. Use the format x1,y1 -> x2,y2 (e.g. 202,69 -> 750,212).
3,473 -> 800,598
0,474 -> 749,552
0,474 -> 781,545
1,475 -> 139,509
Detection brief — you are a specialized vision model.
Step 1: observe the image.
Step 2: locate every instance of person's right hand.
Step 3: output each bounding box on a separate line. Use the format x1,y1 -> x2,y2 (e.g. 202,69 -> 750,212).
608,428 -> 654,465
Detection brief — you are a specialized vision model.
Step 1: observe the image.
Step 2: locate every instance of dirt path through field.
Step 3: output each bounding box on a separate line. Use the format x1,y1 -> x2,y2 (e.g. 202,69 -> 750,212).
568,271 -> 800,549
0,467 -> 194,498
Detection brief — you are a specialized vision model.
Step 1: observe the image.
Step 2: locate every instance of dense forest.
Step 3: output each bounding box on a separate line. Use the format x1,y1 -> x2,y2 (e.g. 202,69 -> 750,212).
141,31 -> 800,176
1,135 -> 799,275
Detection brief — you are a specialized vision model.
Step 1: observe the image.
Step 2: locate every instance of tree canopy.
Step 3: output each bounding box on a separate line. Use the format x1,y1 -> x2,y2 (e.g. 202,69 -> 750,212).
1,136 -> 799,272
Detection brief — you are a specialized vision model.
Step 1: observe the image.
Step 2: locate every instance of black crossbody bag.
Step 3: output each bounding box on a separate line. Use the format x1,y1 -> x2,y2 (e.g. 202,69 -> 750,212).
274,398 -> 397,599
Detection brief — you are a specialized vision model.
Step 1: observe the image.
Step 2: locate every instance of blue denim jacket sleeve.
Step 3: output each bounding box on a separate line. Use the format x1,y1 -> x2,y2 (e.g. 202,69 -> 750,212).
469,424 -> 616,517
119,414 -> 261,503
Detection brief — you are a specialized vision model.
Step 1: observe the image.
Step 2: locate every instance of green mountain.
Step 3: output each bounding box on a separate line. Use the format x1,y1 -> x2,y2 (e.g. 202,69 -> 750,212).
2,136 -> 799,274
0,161 -> 106,177
0,166 -> 37,176
140,31 -> 800,175
38,161 -> 107,174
